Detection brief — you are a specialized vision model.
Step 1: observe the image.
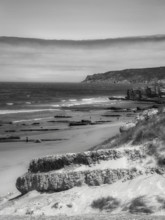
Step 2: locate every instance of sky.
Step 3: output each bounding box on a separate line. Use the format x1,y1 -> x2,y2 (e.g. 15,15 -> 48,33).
0,0 -> 165,82
0,0 -> 165,39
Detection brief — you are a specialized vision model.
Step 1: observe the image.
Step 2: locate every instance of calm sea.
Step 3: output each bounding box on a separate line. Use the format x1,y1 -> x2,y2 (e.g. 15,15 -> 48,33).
0,82 -> 129,114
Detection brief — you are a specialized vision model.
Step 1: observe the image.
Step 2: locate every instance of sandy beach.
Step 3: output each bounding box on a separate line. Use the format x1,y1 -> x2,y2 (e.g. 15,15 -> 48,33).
0,97 -> 157,197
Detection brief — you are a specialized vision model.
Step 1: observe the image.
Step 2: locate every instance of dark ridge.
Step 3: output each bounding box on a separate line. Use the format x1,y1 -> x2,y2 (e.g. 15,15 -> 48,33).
83,66 -> 165,84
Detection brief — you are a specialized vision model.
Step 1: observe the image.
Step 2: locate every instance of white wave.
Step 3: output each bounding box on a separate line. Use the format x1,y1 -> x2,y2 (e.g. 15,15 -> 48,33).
61,103 -> 76,107
13,117 -> 53,123
81,98 -> 93,101
69,99 -> 77,102
59,97 -> 109,107
82,97 -> 109,103
0,109 -> 58,115
51,104 -> 60,107
6,103 -> 14,106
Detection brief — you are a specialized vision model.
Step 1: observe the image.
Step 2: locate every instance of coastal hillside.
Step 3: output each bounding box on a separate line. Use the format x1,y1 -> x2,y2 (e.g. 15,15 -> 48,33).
92,108 -> 165,151
83,66 -> 165,84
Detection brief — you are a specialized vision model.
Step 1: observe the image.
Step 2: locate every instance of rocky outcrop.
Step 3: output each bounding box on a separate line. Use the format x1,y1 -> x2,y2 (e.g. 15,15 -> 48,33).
135,108 -> 159,122
119,122 -> 136,133
83,66 -> 165,84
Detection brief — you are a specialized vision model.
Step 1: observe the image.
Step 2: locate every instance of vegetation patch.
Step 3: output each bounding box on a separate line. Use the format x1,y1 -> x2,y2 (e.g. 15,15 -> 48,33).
28,150 -> 122,173
157,196 -> 165,210
91,196 -> 120,212
129,196 -> 153,214
92,109 -> 165,150
51,202 -> 62,209
67,203 -> 73,208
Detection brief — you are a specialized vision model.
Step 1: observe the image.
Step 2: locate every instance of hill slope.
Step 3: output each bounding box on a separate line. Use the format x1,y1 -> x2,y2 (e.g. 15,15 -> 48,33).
83,66 -> 165,84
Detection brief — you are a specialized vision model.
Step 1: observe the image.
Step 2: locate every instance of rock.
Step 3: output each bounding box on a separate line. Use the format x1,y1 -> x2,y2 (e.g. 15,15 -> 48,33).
34,139 -> 42,143
136,108 -> 159,122
102,115 -> 120,117
119,122 -> 136,133
5,130 -> 16,133
69,120 -> 92,126
32,122 -> 40,125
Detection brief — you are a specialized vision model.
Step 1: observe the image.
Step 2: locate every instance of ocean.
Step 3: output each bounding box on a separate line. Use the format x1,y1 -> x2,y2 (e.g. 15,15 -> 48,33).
0,82 -> 128,115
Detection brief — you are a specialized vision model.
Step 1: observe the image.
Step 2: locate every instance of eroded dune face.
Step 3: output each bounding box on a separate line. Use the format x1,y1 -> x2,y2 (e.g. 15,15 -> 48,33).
15,149 -> 144,194
1,147 -> 165,217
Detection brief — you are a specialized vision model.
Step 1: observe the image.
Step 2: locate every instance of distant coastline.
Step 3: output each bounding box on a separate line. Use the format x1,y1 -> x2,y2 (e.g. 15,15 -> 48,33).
83,66 -> 165,84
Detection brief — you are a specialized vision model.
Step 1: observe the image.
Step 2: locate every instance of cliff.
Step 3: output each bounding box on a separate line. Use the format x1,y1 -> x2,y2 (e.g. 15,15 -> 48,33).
83,66 -> 165,84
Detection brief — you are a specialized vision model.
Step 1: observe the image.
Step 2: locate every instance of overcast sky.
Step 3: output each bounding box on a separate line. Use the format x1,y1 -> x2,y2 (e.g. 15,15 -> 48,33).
0,0 -> 165,39
0,0 -> 165,82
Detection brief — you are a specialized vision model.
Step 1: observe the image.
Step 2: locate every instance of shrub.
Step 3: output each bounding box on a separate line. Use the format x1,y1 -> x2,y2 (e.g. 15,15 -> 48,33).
91,196 -> 120,211
146,142 -> 158,156
25,208 -> 34,215
157,156 -> 165,166
157,196 -> 165,209
132,128 -> 144,145
129,196 -> 153,214
51,202 -> 63,209
51,202 -> 59,209
67,203 -> 73,208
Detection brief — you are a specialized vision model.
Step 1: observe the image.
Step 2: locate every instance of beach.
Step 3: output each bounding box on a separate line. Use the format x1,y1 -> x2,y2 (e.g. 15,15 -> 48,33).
0,83 -> 163,220
0,103 -> 155,196
0,82 -> 157,197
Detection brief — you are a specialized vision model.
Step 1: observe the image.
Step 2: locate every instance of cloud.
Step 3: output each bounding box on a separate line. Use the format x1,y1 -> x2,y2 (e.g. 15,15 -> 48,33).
0,35 -> 165,82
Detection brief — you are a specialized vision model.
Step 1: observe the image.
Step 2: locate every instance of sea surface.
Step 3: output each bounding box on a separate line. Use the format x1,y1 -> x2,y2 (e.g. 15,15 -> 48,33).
0,82 -> 128,115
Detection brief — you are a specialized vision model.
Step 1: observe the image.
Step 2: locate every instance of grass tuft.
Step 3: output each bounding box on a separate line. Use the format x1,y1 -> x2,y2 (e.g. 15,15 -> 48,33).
91,196 -> 120,212
129,196 -> 153,214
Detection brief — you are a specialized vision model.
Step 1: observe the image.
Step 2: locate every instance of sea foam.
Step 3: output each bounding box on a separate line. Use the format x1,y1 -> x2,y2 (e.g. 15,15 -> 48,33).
0,109 -> 58,115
